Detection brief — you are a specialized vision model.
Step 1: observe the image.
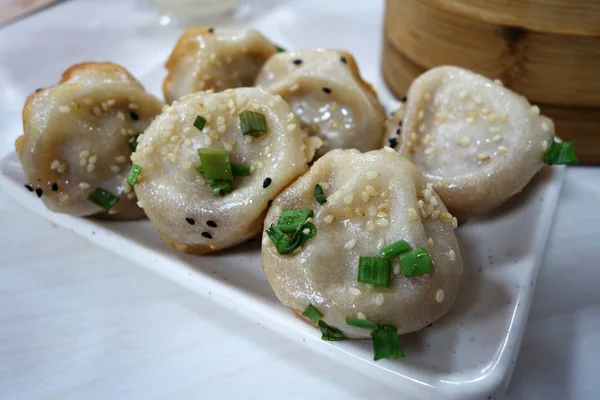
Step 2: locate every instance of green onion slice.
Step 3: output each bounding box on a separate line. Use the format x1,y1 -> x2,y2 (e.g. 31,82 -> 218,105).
346,317 -> 378,330
193,115 -> 207,131
275,45 -> 286,52
277,209 -> 314,233
239,110 -> 267,137
126,164 -> 142,186
314,184 -> 327,204
358,257 -> 391,287
88,187 -> 120,210
371,325 -> 405,360
380,239 -> 411,260
543,138 -> 579,165
231,163 -> 250,177
197,148 -> 232,180
302,304 -> 323,324
207,179 -> 232,197
130,134 -> 140,152
266,224 -> 303,254
399,248 -> 434,277
318,320 -> 346,341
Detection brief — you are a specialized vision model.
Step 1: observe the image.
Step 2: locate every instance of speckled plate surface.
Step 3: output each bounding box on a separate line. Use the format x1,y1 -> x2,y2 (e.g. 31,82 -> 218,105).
0,3 -> 566,399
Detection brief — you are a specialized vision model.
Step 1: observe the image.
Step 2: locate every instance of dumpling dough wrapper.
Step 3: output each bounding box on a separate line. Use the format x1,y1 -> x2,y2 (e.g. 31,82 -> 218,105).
16,62 -> 164,219
262,148 -> 463,338
163,27 -> 276,103
256,49 -> 386,157
133,87 -> 321,254
385,66 -> 554,216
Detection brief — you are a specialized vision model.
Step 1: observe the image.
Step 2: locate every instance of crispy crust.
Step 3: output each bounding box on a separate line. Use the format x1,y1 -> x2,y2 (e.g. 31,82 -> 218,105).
158,230 -> 211,255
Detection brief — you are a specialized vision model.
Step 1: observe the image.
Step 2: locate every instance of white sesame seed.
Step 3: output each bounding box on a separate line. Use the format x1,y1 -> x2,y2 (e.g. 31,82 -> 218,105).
393,264 -> 401,275
306,217 -> 314,223
349,287 -> 362,296
262,236 -> 269,246
428,237 -> 434,246
375,218 -> 389,228
435,289 -> 445,303
57,164 -> 66,174
50,160 -> 60,170
324,214 -> 334,224
459,91 -> 467,99
89,155 -> 98,164
408,208 -> 419,221
458,137 -> 471,147
365,185 -> 377,196
357,312 -> 366,320
531,105 -> 540,115
136,200 -> 144,208
167,153 -> 177,162
449,249 -> 456,261
115,155 -> 126,163
478,153 -> 491,161
424,147 -> 434,155
116,111 -> 125,120
423,189 -> 432,201
343,193 -> 354,205
498,146 -> 508,154
287,124 -> 297,132
79,182 -> 90,189
344,239 -> 357,250
127,192 -> 136,200
377,238 -> 386,249
418,110 -> 424,121
368,205 -> 377,217
474,97 -> 482,105
374,293 -> 385,306
452,217 -> 458,229
381,190 -> 389,199
256,161 -> 264,170
128,103 -> 139,110
377,203 -> 390,212
182,161 -> 193,170
59,194 -> 70,203
440,212 -> 453,222
58,105 -> 70,113
319,182 -> 330,190
492,134 -> 503,142
362,170 -> 378,181
481,107 -> 491,116
384,146 -> 395,153
83,99 -> 92,106
438,179 -> 446,187
465,117 -> 474,125
110,165 -> 121,173
431,210 -> 440,219
87,164 -> 95,173
366,220 -> 375,231
361,191 -> 370,203
302,228 -> 310,235
108,209 -> 119,215
541,122 -> 550,132
542,140 -> 548,151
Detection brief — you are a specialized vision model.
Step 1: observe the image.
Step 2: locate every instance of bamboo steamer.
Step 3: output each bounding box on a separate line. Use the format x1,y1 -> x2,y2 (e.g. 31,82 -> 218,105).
382,0 -> 600,164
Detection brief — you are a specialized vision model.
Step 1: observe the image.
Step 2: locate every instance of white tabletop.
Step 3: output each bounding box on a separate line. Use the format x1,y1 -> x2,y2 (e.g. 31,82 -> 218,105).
1,1 -> 599,399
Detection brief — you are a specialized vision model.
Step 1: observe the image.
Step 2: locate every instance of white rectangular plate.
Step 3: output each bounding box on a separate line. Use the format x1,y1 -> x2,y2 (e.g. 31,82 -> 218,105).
0,1 -> 566,398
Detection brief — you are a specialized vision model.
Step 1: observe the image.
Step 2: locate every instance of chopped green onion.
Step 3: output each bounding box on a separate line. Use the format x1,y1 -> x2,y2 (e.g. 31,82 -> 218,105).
275,45 -> 286,52
302,304 -> 323,324
399,248 -> 434,277
346,317 -> 378,330
88,187 -> 120,210
266,224 -> 303,254
130,134 -> 140,151
207,179 -> 232,197
358,257 -> 391,287
126,164 -> 142,186
231,163 -> 250,177
371,325 -> 405,360
278,209 -> 314,233
314,184 -> 327,204
318,320 -> 346,341
197,148 -> 232,180
239,110 -> 267,137
543,139 -> 579,165
380,240 -> 411,260
193,115 -> 207,131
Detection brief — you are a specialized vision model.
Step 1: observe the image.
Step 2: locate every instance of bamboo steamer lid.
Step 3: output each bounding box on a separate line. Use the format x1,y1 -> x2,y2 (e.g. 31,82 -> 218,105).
382,0 -> 600,164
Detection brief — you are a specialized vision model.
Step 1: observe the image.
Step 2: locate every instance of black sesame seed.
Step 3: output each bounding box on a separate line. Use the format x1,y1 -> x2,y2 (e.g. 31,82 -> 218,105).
400,96 -> 407,102
398,120 -> 403,126
24,184 -> 34,192
340,56 -> 347,64
207,220 -> 217,228
396,128 -> 401,135
322,87 -> 332,94
35,88 -> 43,93
293,59 -> 302,65
35,187 -> 43,198
388,137 -> 398,148
202,231 -> 213,239
130,111 -> 139,121
185,217 -> 195,225
267,199 -> 273,207
208,27 -> 215,33
51,183 -> 58,191
263,177 -> 272,188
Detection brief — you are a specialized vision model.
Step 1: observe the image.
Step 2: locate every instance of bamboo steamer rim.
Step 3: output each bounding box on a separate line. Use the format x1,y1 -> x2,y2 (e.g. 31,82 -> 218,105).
418,0 -> 600,35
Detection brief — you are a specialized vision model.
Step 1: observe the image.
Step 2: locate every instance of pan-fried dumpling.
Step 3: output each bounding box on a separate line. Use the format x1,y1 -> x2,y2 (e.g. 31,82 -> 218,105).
388,66 -> 554,215
16,62 -> 164,219
262,148 -> 462,338
132,87 -> 321,254
163,27 -> 276,103
256,49 -> 386,156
